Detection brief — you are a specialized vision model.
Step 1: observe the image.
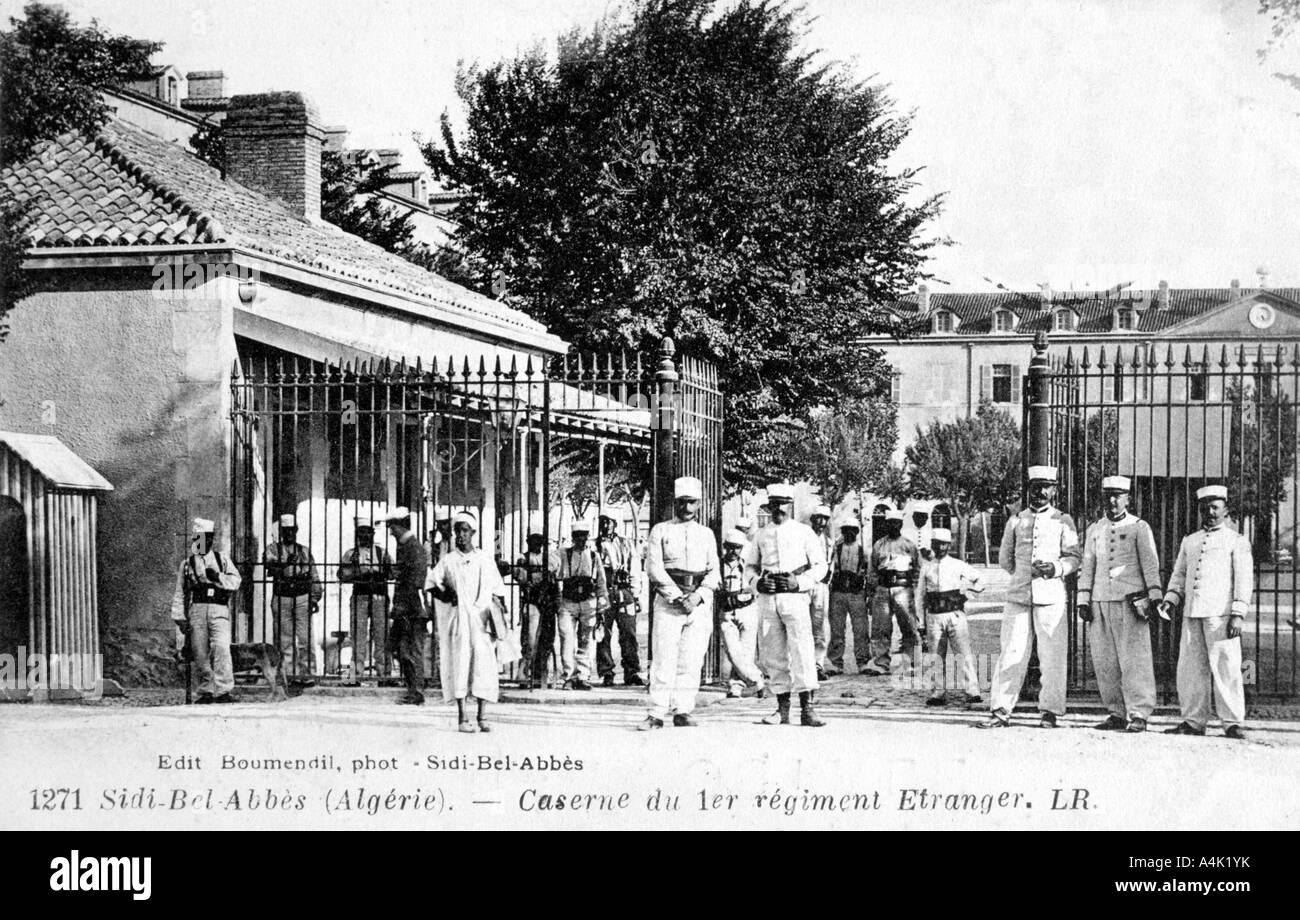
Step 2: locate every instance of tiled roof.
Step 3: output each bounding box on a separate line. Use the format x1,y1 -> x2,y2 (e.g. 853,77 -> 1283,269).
886,288 -> 1300,336
2,120 -> 547,334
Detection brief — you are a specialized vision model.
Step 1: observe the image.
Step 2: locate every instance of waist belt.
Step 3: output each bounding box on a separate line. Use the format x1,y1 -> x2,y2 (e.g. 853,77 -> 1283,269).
830,571 -> 866,593
666,569 -> 706,590
275,574 -> 313,596
722,591 -> 754,611
562,576 -> 595,602
607,569 -> 633,588
191,585 -> 231,605
876,570 -> 912,589
352,583 -> 389,597
925,589 -> 965,614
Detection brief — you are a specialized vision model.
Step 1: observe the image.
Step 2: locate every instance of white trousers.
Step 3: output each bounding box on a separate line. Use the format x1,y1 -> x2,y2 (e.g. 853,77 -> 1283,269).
558,598 -> 597,681
1089,600 -> 1156,721
925,611 -> 980,698
720,603 -> 763,691
1177,616 -> 1245,729
809,583 -> 830,666
990,600 -> 1068,717
648,593 -> 714,719
188,602 -> 234,696
757,592 -> 818,695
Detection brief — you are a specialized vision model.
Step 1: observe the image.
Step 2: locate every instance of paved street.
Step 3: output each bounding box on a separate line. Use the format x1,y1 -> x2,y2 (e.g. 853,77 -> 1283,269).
3,691 -> 1297,831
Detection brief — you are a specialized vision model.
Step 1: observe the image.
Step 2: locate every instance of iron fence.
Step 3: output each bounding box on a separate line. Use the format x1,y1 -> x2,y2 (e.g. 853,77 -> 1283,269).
1027,334 -> 1299,700
229,338 -> 724,687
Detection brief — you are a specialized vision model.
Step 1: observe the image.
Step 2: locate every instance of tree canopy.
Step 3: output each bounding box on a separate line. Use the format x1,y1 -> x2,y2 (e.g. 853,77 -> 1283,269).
423,0 -> 942,489
796,395 -> 899,505
905,401 -> 1022,551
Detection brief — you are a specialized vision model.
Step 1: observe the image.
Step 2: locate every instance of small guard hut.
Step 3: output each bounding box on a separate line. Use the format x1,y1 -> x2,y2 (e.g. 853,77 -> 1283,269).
0,431 -> 113,699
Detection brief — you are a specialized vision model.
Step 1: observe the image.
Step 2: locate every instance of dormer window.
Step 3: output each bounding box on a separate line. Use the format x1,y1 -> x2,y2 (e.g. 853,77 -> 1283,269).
992,310 -> 1016,333
1053,309 -> 1076,332
1115,308 -> 1137,331
932,311 -> 955,333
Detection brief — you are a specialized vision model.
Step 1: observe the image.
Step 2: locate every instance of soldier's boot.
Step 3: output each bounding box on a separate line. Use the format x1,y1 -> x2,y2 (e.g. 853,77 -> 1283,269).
760,693 -> 791,725
799,691 -> 826,728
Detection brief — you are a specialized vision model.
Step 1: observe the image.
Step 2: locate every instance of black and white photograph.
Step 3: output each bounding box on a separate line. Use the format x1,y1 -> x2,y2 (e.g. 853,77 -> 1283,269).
0,0 -> 1295,884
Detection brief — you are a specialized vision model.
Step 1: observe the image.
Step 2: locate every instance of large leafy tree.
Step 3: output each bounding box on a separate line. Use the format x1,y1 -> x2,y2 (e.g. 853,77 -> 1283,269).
423,0 -> 943,489
905,402 -> 1022,557
0,2 -> 160,342
797,396 -> 899,505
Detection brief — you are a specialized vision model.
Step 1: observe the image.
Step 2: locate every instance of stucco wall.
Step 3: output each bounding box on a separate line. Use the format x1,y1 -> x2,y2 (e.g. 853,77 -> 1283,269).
0,266 -> 235,684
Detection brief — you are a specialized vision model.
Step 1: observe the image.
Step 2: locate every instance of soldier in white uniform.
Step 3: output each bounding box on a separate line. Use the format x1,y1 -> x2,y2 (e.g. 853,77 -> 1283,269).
1159,484 -> 1253,740
719,528 -> 763,698
264,514 -> 322,680
980,465 -> 1080,729
171,518 -> 242,704
338,516 -> 392,677
744,484 -> 828,727
639,476 -> 721,729
863,508 -> 921,676
551,519 -> 608,691
808,504 -> 834,679
826,516 -> 872,675
1076,475 -> 1163,733
916,527 -> 985,707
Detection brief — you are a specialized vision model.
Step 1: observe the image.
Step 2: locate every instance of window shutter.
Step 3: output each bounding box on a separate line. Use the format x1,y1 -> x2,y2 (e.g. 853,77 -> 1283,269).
979,364 -> 991,402
1102,370 -> 1115,404
890,372 -> 901,404
1011,364 -> 1023,406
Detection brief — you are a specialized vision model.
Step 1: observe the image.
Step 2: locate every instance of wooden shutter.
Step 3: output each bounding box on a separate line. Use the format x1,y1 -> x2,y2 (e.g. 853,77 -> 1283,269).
1010,364 -> 1023,406
1102,369 -> 1115,404
890,372 -> 901,404
979,364 -> 991,403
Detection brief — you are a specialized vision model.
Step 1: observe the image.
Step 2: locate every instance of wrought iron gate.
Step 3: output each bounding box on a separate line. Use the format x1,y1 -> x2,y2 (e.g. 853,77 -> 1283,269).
1026,333 -> 1299,700
229,337 -> 723,685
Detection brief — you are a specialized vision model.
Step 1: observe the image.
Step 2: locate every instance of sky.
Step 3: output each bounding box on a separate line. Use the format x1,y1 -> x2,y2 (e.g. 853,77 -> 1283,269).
7,0 -> 1300,292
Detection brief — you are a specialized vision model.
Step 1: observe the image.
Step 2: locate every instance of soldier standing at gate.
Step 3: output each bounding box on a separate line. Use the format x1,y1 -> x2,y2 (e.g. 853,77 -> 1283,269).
552,519 -> 607,691
1076,475 -> 1163,733
339,516 -> 392,677
639,476 -> 721,729
264,514 -> 322,682
863,508 -> 920,676
514,529 -> 558,688
980,465 -> 1080,729
384,507 -> 430,705
745,484 -> 828,727
1159,485 -> 1253,740
719,528 -> 764,698
596,513 -> 644,687
808,504 -> 834,679
172,518 -> 241,704
916,527 -> 985,707
827,516 -> 872,676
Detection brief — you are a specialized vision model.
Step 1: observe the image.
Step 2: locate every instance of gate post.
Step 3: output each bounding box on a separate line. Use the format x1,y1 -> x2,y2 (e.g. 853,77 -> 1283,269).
1026,331 -> 1052,472
653,337 -> 679,525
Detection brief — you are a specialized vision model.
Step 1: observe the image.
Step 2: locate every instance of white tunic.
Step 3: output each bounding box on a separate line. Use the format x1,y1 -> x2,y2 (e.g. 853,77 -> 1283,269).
428,548 -> 507,702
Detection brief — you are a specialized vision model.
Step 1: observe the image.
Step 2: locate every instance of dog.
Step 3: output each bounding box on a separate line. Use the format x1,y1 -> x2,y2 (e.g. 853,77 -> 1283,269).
228,643 -> 289,701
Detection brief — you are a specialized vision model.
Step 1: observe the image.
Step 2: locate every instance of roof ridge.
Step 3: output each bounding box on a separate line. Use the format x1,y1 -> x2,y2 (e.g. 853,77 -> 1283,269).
90,131 -> 227,243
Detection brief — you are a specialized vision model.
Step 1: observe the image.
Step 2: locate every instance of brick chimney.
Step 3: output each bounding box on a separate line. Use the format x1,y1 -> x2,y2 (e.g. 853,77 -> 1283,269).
1230,278 -> 1241,298
185,70 -> 225,100
323,125 -> 349,154
1157,279 -> 1170,309
917,282 -> 930,315
224,92 -> 325,221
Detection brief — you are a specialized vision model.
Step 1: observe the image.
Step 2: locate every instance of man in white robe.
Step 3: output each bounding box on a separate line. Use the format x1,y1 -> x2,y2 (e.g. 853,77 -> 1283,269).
427,511 -> 508,733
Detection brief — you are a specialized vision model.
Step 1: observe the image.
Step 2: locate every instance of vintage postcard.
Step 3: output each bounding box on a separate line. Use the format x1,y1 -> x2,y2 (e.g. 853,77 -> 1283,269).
0,0 -> 1296,858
